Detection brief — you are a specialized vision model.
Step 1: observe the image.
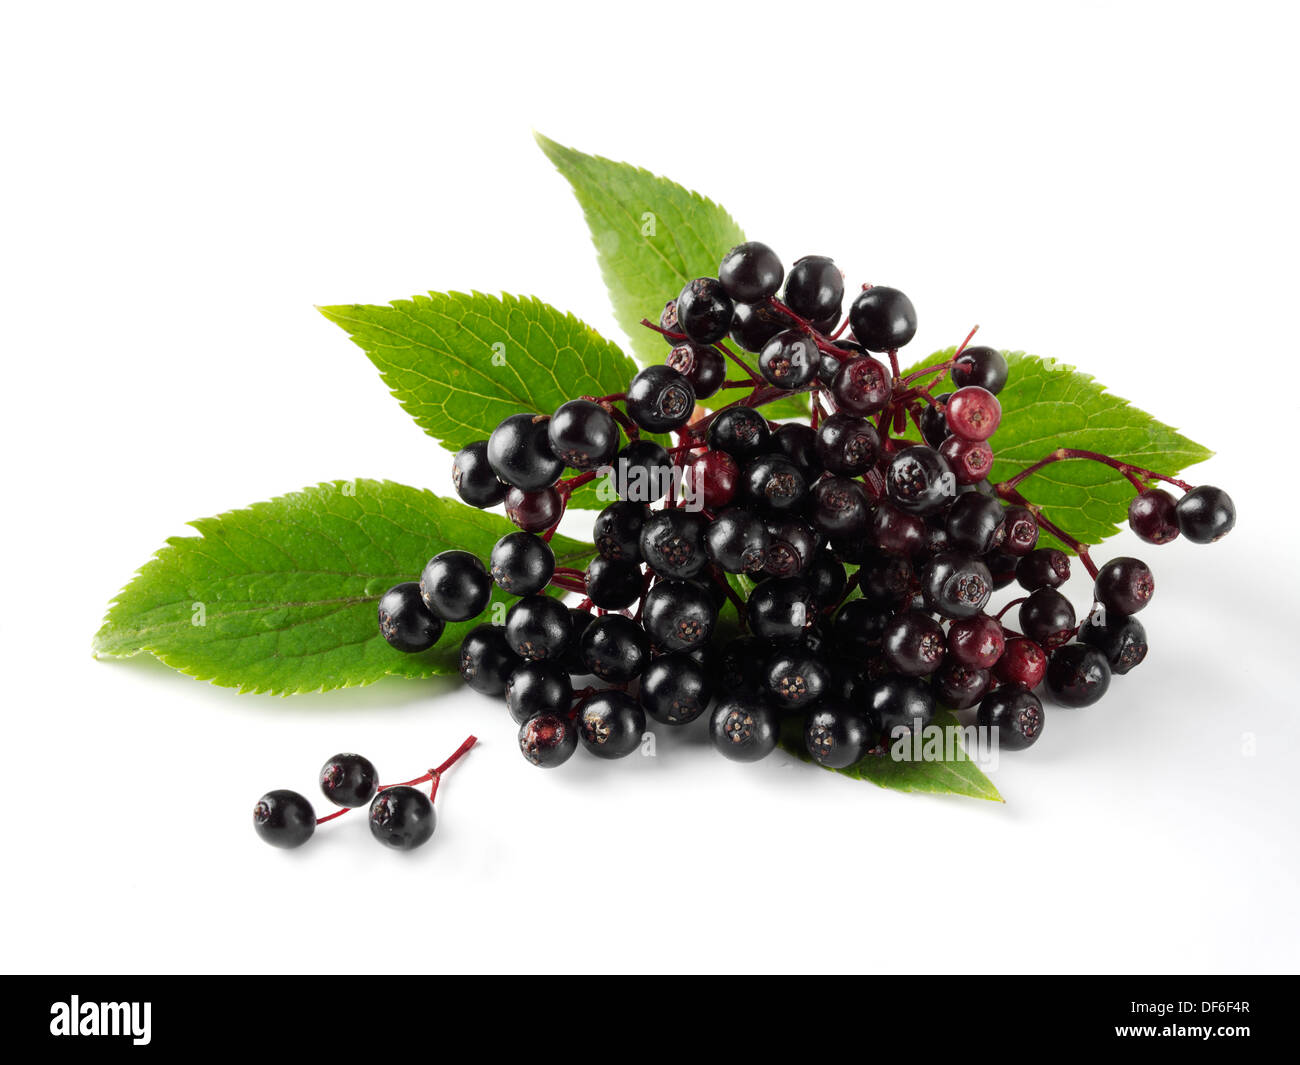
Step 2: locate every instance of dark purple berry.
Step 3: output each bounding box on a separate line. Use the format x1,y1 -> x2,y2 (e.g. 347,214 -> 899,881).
758,328 -> 819,388
816,413 -> 881,476
1044,644 -> 1111,707
1093,556 -> 1154,616
921,551 -> 993,619
666,342 -> 725,399
709,697 -> 779,762
1079,612 -> 1148,675
640,653 -> 713,725
253,790 -> 315,849
1016,548 -> 1071,591
831,356 -> 893,416
805,704 -> 875,769
849,286 -> 917,351
783,255 -> 843,324
584,556 -> 643,610
1018,588 -> 1076,650
1175,485 -> 1235,543
378,582 -> 443,653
504,595 -> 572,660
885,445 -> 954,516
452,440 -> 507,508
626,365 -> 695,433
951,346 -> 1009,394
487,413 -> 563,491
882,609 -> 947,676
489,532 -> 554,596
580,614 -> 651,683
719,241 -> 784,302
519,712 -> 578,768
459,624 -> 519,696
319,753 -> 378,808
506,659 -> 572,725
707,405 -> 771,459
420,550 -> 491,622
368,786 -> 435,850
676,277 -> 734,345
1128,489 -> 1180,544
977,685 -> 1044,749
577,690 -> 646,759
641,579 -> 716,651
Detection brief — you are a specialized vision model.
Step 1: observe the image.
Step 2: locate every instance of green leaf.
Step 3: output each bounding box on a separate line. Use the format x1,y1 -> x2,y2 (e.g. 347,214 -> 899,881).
901,349 -> 1213,548
779,713 -> 1004,802
93,480 -> 593,695
535,133 -> 809,422
318,292 -> 642,508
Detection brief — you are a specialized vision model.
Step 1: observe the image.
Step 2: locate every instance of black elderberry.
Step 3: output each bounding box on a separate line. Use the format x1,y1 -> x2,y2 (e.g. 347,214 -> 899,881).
666,342 -> 726,399
747,576 -> 817,640
707,405 -> 771,459
858,551 -> 913,606
709,697 -> 780,762
951,345 -> 1009,394
848,286 -> 917,351
519,712 -> 579,768
882,609 -> 947,676
505,486 -> 562,533
378,583 -> 444,653
558,608 -> 596,676
640,509 -> 709,579
764,649 -> 830,709
487,412 -> 564,491
758,328 -> 819,388
772,423 -> 823,479
705,507 -> 770,573
730,300 -> 790,353
742,453 -> 809,513
809,475 -> 872,539
594,500 -> 651,562
921,551 -> 993,618
1044,643 -> 1112,707
458,624 -> 519,696
1018,588 -> 1076,650
253,790 -> 315,849
718,635 -> 774,694
489,532 -> 554,596
504,595 -> 572,660
919,394 -> 951,448
805,704 -> 875,769
719,241 -> 784,303
1079,612 -> 1148,675
319,753 -> 378,808
641,579 -> 716,652
782,255 -> 843,324
584,555 -> 643,610
548,399 -> 620,470
945,493 -> 1007,555
885,446 -> 954,516
932,662 -> 991,710
816,413 -> 881,476
1015,548 -> 1071,591
452,440 -> 508,508
763,517 -> 820,577
1093,556 -> 1154,615
676,277 -> 734,345
976,685 -> 1044,750
640,653 -> 713,725
832,599 -> 892,657
831,356 -> 893,416
580,614 -> 651,683
505,659 -> 573,725
1001,505 -> 1040,556
1128,489 -> 1180,544
368,786 -> 436,850
420,550 -> 492,622
577,691 -> 647,759
612,440 -> 675,503
859,674 -> 936,739
804,549 -> 848,607
626,364 -> 696,433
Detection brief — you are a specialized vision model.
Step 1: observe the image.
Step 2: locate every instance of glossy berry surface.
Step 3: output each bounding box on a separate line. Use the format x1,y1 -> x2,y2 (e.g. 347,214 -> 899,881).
584,556 -> 643,609
764,649 -> 829,709
977,685 -> 1044,750
1176,486 -> 1235,543
459,624 -> 518,696
505,486 -> 561,533
933,663 -> 991,710
451,440 -> 507,508
772,423 -> 822,478
1080,612 -> 1148,675
995,637 -> 1047,689
640,509 -> 709,579
684,449 -> 739,510
319,753 -> 378,808
921,552 -> 993,618
783,255 -> 843,324
253,790 -> 315,849
1128,488 -> 1180,544
945,386 -> 1001,441
709,697 -> 779,762
1015,548 -> 1070,591
747,577 -> 817,640
547,399 -> 619,470
919,395 -> 951,448
951,345 -> 1009,394
805,704 -> 875,769
612,440 -> 674,503
420,550 -> 491,622
763,517 -> 818,577
886,446 -> 953,515
705,507 -> 770,573
580,614 -> 650,682
625,365 -> 695,433
642,579 -> 716,651
873,502 -> 926,556
578,691 -> 646,759
848,285 -> 917,351
1019,588 -> 1077,650
859,674 -> 936,738
505,659 -> 572,725
707,405 -> 771,459
666,342 -> 725,399
519,712 -> 578,768
489,532 -> 554,596
1002,506 -> 1040,556
743,454 -> 808,513
817,413 -> 881,476
1093,556 -> 1154,615
504,595 -> 572,660
758,328 -> 819,388
730,300 -> 789,353
1045,643 -> 1112,707
594,501 -> 650,562
947,614 -> 1005,669
640,652 -> 712,725
809,476 -> 871,539
719,241 -> 784,303
368,786 -> 436,850
676,277 -> 734,344
946,493 -> 1006,555
938,434 -> 994,485
378,582 -> 444,653
882,609 -> 947,676
831,356 -> 893,416
487,413 -> 563,491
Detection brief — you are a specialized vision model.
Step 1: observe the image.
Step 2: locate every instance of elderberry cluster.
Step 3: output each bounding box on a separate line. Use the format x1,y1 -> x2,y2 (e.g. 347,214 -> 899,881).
377,241 -> 1236,771
253,740 -> 476,851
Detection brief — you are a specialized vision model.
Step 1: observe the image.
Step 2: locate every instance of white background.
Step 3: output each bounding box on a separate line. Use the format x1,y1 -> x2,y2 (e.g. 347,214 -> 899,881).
3,1 -> 1297,975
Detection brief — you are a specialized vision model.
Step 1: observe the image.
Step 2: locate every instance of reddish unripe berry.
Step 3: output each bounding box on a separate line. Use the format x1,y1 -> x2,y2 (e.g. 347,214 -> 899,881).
947,615 -> 1006,669
505,486 -> 562,532
939,434 -> 994,484
1128,489 -> 1180,544
830,356 -> 893,416
945,386 -> 1002,441
873,501 -> 927,556
995,637 -> 1047,688
686,450 -> 740,509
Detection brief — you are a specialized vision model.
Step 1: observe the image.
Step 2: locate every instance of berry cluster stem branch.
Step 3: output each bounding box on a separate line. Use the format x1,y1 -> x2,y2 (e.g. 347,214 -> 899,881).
998,447 -> 1191,495
997,483 -> 1100,579
312,736 -> 478,826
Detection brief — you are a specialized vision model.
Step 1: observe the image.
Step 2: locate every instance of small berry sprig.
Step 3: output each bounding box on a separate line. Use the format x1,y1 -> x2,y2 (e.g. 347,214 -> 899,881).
253,736 -> 477,851
373,241 -> 1236,776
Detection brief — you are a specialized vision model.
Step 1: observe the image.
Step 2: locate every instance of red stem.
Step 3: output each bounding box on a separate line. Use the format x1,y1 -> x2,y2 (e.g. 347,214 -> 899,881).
313,735 -> 478,825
